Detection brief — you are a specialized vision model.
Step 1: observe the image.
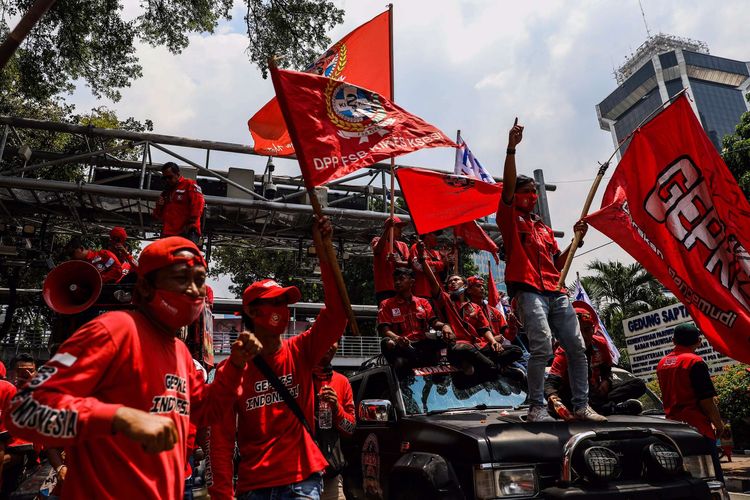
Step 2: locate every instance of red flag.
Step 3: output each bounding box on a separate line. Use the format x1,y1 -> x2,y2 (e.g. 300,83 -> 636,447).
269,68 -> 456,188
487,264 -> 500,308
396,167 -> 503,234
454,220 -> 499,261
250,10 -> 392,156
586,95 -> 750,363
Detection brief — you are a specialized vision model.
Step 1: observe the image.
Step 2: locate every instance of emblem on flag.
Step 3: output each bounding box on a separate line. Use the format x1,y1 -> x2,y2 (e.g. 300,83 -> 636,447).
326,82 -> 395,142
442,175 -> 475,189
305,43 -> 347,78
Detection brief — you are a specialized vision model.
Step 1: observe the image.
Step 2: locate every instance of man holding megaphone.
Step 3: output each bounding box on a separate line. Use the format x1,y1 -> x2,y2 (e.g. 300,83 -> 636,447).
5,237 -> 261,500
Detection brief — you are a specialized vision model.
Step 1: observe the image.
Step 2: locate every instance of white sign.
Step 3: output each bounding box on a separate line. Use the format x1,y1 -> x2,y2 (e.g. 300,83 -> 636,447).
622,303 -> 736,381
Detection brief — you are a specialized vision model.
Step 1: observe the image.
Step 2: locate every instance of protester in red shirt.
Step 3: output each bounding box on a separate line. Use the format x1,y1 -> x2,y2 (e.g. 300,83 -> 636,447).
378,267 -> 455,369
409,232 -> 445,298
657,323 -> 725,482
371,217 -> 411,304
66,237 -> 122,284
153,162 -> 205,244
210,215 -> 347,500
496,119 -> 605,423
546,301 -> 645,419
313,342 -> 355,500
4,237 -> 260,500
108,227 -> 138,283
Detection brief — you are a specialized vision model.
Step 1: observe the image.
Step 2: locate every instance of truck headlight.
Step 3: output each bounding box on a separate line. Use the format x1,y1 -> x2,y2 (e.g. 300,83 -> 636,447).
683,454 -> 715,479
474,466 -> 538,499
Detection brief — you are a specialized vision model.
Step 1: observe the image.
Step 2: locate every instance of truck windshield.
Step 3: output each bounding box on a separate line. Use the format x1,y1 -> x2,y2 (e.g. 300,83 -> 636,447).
397,367 -> 527,415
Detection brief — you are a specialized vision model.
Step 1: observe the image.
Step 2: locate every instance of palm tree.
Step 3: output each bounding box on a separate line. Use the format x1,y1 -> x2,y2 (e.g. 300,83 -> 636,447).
579,260 -> 676,349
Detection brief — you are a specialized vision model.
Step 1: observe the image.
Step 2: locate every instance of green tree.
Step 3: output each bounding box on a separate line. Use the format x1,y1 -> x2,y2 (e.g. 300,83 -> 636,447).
0,0 -> 343,102
579,260 -> 677,353
713,364 -> 750,449
721,94 -> 750,198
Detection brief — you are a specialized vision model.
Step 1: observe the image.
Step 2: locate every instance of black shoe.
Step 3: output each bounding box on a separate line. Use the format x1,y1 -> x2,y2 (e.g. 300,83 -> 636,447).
613,399 -> 643,415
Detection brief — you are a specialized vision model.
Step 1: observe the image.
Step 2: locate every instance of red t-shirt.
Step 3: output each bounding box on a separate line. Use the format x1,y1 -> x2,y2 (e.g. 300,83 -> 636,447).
435,291 -> 490,347
85,249 -> 122,284
154,177 -> 205,236
409,244 -> 445,297
496,199 -> 562,293
549,333 -> 612,387
214,262 -> 348,494
0,380 -> 16,436
377,295 -> 435,341
313,370 -> 355,436
657,346 -> 715,439
480,303 -> 508,337
4,310 -> 242,500
371,237 -> 410,293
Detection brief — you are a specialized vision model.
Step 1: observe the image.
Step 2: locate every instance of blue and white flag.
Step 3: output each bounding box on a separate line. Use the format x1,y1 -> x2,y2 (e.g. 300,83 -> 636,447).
573,279 -> 621,364
454,132 -> 495,184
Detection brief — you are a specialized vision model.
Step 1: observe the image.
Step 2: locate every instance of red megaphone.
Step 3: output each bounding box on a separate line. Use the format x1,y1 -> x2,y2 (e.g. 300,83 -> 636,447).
42,261 -> 103,314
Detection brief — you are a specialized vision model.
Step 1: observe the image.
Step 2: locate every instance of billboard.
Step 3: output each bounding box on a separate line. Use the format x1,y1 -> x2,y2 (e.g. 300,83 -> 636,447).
623,303 -> 736,381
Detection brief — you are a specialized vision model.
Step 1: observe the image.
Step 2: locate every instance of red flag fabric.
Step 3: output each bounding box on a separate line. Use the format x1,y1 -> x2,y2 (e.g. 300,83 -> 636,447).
249,10 -> 392,156
586,95 -> 750,363
269,68 -> 456,188
396,167 -> 503,234
487,264 -> 500,308
454,220 -> 499,261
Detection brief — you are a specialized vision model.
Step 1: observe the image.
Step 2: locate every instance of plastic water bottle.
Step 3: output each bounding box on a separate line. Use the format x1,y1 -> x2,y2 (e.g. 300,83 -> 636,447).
550,397 -> 574,421
318,383 -> 332,429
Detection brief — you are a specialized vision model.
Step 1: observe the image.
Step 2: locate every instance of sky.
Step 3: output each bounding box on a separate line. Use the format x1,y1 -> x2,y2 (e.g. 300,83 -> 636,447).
67,0 -> 750,298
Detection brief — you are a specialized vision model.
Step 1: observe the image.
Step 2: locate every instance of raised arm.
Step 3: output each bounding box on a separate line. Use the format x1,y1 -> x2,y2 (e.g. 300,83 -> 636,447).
501,118 -> 524,206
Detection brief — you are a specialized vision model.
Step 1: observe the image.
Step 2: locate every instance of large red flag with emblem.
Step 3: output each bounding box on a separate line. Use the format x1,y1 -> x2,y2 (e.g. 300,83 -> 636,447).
250,10 -> 391,156
586,95 -> 750,363
270,68 -> 456,188
396,167 -> 503,234
454,221 -> 499,261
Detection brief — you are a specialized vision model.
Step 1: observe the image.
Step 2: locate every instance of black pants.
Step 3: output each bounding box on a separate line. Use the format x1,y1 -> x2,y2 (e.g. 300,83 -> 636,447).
590,378 -> 647,415
381,337 -> 445,367
702,435 -> 724,483
479,344 -> 524,369
446,343 -> 496,374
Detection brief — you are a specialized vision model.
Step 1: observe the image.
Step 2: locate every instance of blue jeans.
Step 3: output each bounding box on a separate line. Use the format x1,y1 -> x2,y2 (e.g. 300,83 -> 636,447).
238,473 -> 324,500
516,291 -> 589,409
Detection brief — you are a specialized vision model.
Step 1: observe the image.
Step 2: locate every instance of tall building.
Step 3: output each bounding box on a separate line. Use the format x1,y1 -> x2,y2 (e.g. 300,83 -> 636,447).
597,34 -> 750,152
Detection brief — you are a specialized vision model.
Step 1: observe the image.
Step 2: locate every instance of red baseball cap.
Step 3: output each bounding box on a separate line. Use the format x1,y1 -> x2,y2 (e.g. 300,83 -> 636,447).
389,216 -> 408,227
572,300 -> 598,326
109,226 -> 128,243
466,276 -> 485,287
243,279 -> 301,306
138,237 -> 206,276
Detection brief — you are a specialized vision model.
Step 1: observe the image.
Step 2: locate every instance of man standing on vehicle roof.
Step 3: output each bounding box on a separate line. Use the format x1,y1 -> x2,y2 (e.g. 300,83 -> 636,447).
372,217 -> 411,305
496,118 -> 606,423
657,323 -> 725,482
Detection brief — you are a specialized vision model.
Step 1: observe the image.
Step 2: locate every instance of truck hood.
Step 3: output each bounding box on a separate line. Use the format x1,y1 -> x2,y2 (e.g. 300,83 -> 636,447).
407,410 -> 707,462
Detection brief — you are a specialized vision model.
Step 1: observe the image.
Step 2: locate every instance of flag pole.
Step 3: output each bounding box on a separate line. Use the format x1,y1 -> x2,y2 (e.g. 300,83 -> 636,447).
387,3 -> 396,254
556,88 -> 690,290
267,57 -> 360,335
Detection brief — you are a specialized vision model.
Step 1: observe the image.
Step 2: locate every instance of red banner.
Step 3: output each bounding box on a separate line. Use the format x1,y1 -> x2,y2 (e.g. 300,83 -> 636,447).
270,68 -> 456,188
488,265 -> 500,308
586,95 -> 750,363
396,167 -> 503,234
454,220 -> 499,260
249,10 -> 392,156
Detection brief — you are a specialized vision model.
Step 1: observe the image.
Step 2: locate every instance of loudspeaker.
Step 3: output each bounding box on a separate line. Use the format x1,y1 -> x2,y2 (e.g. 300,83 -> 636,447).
42,261 -> 103,314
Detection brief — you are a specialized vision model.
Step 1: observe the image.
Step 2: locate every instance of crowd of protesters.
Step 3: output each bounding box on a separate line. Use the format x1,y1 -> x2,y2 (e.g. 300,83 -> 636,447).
0,121 -> 730,498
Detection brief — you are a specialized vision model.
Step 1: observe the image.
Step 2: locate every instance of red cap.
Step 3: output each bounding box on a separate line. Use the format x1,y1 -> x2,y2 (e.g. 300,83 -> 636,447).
0,361 -> 6,378
466,276 -> 484,287
572,300 -> 598,326
138,237 -> 206,276
243,279 -> 301,306
109,227 -> 128,243
389,216 -> 408,227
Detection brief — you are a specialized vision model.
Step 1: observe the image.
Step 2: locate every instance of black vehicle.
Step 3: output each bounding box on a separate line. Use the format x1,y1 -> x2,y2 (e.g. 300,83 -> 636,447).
342,363 -> 728,500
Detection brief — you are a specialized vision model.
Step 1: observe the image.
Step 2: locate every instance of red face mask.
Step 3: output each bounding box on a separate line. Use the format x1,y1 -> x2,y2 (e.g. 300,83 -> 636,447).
255,304 -> 290,335
147,289 -> 204,331
515,192 -> 538,213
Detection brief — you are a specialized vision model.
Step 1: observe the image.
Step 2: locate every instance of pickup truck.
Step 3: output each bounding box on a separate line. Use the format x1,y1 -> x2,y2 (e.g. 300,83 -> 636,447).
341,363 -> 728,499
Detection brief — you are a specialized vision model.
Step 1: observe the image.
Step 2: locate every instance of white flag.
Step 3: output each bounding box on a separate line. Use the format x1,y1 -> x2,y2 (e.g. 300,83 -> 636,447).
454,132 -> 495,184
574,279 -> 621,364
